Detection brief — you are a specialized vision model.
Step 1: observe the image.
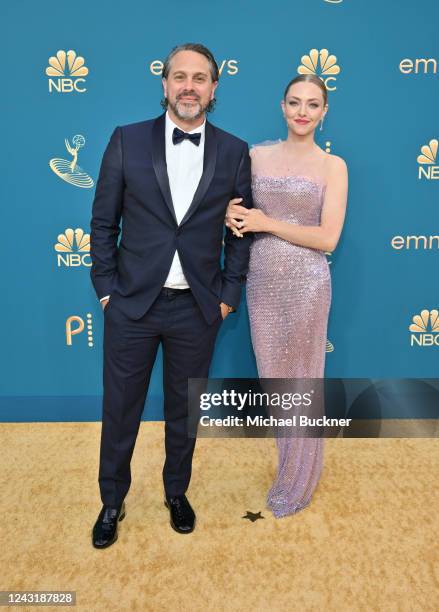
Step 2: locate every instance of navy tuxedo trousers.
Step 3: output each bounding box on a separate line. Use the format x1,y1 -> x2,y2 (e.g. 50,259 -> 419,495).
98,289 -> 222,506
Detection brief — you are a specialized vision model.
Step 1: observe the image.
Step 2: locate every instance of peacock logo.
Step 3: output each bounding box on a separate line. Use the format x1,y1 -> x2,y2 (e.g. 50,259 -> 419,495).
46,49 -> 88,93
49,135 -> 94,189
409,309 -> 439,346
417,139 -> 438,180
326,339 -> 334,353
297,49 -> 341,91
66,313 -> 94,348
55,228 -> 91,267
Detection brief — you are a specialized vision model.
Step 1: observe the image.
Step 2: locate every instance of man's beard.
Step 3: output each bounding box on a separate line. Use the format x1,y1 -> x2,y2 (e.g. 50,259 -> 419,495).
168,93 -> 209,121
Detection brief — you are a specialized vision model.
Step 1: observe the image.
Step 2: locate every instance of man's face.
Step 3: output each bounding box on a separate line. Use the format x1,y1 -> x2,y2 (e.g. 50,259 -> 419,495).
162,50 -> 218,121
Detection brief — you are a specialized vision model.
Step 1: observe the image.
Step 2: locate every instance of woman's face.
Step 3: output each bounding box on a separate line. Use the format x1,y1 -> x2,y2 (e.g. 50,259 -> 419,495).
281,81 -> 327,136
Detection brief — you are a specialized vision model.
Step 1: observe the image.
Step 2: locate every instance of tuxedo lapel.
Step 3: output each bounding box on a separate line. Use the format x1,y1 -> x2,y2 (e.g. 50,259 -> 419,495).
151,113 -> 178,225
180,120 -> 218,226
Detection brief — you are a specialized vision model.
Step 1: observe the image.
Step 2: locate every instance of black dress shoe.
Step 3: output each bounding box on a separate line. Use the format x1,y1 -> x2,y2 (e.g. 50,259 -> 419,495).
164,495 -> 196,534
92,501 -> 126,549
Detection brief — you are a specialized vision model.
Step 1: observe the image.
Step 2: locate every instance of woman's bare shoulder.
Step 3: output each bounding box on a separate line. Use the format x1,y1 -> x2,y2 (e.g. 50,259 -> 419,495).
324,152 -> 348,173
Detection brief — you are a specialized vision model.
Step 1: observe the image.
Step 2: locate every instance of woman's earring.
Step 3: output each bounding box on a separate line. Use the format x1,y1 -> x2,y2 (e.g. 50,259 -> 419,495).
320,118 -> 324,131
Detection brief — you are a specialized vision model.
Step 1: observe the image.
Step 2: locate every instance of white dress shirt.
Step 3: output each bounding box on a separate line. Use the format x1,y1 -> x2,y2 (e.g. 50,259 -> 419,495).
163,111 -> 205,288
100,111 -> 205,302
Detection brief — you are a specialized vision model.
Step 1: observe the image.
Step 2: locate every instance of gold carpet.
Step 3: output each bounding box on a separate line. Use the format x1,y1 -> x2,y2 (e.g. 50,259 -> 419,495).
1,423 -> 438,612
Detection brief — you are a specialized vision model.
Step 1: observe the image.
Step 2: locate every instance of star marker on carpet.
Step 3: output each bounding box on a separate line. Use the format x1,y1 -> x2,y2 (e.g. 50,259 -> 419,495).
242,511 -> 264,522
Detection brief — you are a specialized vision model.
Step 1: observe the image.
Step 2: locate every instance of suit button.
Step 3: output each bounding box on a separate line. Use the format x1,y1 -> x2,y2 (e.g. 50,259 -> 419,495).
175,228 -> 180,236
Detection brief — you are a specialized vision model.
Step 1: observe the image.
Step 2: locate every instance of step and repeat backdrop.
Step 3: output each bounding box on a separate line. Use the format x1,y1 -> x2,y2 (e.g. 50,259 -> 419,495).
2,0 -> 438,420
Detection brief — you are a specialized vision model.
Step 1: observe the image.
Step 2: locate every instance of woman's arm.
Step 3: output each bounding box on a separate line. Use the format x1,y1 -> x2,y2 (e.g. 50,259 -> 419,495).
226,156 -> 348,252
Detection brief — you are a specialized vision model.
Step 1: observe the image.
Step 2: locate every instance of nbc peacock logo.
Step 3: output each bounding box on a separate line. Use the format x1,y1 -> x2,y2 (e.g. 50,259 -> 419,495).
46,49 -> 88,93
409,309 -> 439,346
297,49 -> 341,91
55,228 -> 91,268
49,135 -> 94,188
417,139 -> 438,180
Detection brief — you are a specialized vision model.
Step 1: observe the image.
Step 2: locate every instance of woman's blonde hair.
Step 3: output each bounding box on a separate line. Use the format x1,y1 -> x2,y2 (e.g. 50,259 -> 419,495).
284,74 -> 328,106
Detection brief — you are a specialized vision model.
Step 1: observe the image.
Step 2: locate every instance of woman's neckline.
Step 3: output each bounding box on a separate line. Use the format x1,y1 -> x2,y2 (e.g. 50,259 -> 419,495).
251,173 -> 327,189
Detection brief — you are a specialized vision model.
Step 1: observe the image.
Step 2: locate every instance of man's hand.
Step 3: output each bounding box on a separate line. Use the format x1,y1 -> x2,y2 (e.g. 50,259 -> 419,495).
101,298 -> 110,310
220,302 -> 233,320
225,197 -> 245,237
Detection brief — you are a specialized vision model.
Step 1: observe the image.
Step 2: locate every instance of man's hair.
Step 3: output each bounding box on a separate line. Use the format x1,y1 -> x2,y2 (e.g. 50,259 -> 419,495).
161,43 -> 219,112
162,43 -> 219,82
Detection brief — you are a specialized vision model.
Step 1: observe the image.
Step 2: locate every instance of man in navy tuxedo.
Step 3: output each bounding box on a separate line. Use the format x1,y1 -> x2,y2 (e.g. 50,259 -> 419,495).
90,43 -> 253,547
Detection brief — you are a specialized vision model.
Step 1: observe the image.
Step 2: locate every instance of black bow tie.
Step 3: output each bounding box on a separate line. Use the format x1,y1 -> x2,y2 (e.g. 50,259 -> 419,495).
172,127 -> 201,146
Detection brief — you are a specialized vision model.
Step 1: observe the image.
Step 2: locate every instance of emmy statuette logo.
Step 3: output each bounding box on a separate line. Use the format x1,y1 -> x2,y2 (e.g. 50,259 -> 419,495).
46,49 -> 88,93
49,135 -> 94,188
66,313 -> 94,347
55,228 -> 91,267
297,49 -> 341,91
417,139 -> 438,180
409,310 -> 439,347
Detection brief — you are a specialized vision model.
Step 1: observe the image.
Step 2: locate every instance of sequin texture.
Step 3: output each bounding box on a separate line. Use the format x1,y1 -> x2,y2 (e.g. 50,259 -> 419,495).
246,173 -> 330,518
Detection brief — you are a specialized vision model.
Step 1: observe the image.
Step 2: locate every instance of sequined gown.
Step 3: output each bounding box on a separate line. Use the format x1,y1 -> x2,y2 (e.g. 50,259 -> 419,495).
246,142 -> 330,518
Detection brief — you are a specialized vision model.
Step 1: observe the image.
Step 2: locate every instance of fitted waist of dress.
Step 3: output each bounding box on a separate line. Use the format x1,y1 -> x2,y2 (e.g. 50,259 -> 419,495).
249,235 -> 329,271
251,232 -> 325,251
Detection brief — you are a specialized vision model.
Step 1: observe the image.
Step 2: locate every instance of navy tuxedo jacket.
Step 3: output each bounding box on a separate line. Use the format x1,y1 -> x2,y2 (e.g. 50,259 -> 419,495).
90,113 -> 253,324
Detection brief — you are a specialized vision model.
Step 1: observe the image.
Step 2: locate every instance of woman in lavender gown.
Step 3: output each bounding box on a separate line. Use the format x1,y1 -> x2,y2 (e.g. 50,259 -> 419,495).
226,75 -> 348,517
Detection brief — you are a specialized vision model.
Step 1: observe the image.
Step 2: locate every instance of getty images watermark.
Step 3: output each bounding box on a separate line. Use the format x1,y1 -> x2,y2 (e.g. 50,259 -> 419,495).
188,379 -> 439,438
198,388 -> 351,429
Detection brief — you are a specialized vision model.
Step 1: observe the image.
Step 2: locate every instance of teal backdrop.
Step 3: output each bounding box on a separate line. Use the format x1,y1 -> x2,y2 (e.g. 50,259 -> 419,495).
2,0 -> 438,421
